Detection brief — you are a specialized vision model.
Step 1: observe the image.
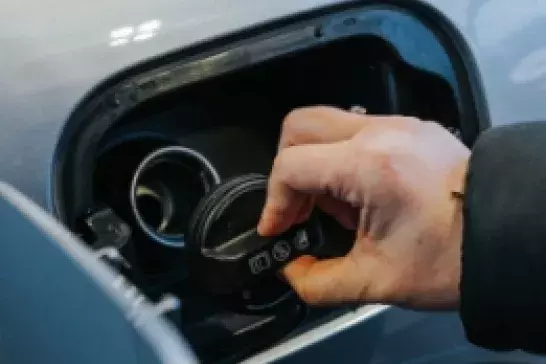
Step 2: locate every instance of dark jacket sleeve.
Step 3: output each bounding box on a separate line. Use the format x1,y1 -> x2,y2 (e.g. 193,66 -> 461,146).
460,122 -> 546,353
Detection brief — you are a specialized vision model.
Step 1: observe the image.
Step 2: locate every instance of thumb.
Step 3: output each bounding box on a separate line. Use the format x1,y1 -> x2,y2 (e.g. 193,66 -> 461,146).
282,255 -> 368,305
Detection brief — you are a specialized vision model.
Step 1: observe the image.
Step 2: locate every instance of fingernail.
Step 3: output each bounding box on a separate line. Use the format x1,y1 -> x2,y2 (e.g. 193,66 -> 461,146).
257,213 -> 268,236
257,221 -> 265,236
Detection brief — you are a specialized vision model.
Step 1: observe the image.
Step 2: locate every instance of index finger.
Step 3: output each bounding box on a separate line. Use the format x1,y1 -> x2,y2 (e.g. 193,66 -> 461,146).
258,141 -> 352,236
278,106 -> 369,151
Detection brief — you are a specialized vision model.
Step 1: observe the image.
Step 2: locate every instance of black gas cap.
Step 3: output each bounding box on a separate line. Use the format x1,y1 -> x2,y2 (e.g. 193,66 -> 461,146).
186,174 -> 322,296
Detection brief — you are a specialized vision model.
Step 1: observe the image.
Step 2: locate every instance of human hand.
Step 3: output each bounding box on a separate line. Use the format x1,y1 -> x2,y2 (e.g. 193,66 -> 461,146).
257,106 -> 469,309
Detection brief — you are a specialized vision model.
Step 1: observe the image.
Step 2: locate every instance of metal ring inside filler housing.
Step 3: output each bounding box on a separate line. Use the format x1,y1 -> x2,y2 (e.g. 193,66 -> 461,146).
130,146 -> 221,248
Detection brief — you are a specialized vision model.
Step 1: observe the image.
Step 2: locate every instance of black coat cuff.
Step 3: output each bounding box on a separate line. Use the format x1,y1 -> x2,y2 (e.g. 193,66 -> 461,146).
461,122 -> 546,353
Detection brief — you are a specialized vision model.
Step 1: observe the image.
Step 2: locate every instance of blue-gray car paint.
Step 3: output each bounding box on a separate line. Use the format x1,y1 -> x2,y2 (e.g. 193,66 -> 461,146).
2,0 -> 546,362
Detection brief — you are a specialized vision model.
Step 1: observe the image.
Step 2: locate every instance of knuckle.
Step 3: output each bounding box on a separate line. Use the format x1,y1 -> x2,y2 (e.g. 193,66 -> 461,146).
403,116 -> 422,125
284,106 -> 313,121
271,148 -> 291,174
384,115 -> 422,130
280,110 -> 304,148
282,107 -> 313,133
391,116 -> 422,132
377,153 -> 404,193
320,142 -> 357,200
282,106 -> 337,133
281,109 -> 300,134
364,149 -> 400,190
270,148 -> 298,188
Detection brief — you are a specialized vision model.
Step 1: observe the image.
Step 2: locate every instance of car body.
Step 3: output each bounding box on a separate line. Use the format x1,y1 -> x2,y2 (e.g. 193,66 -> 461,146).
2,0 -> 546,363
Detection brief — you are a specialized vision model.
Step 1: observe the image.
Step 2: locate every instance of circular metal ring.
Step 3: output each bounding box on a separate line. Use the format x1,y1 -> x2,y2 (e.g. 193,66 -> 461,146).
130,146 -> 221,248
